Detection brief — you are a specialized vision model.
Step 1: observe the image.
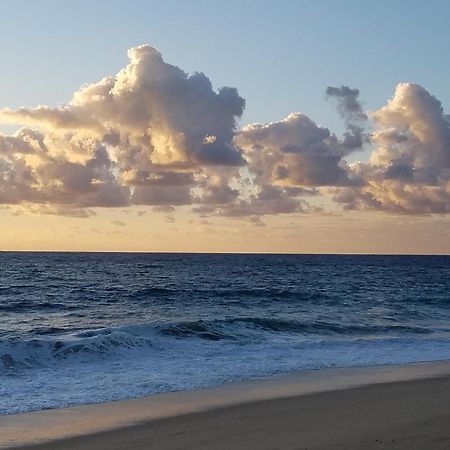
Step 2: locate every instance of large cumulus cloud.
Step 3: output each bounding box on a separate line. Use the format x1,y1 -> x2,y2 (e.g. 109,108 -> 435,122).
0,45 -> 246,213
1,44 -> 449,218
236,112 -> 363,187
334,83 -> 450,214
1,45 -> 245,169
229,102 -> 364,217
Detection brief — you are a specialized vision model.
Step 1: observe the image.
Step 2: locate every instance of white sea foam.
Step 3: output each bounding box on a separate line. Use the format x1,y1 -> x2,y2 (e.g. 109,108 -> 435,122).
2,322 -> 450,415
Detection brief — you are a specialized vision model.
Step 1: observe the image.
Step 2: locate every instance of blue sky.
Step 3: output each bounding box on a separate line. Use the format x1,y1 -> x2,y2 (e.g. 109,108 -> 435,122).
1,0 -> 449,132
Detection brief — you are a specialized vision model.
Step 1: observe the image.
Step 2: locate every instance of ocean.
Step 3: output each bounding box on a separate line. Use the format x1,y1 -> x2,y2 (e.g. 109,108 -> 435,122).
1,252 -> 450,416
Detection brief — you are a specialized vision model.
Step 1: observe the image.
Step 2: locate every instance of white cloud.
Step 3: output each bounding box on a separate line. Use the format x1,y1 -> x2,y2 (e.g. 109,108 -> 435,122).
1,46 -> 449,217
334,83 -> 450,214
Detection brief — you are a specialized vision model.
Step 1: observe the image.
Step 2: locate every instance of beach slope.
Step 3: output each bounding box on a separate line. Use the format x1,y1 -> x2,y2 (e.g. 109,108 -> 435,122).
3,363 -> 450,450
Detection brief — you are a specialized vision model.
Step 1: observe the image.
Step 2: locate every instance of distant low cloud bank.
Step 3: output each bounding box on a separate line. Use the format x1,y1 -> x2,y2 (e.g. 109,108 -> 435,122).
1,45 -> 449,218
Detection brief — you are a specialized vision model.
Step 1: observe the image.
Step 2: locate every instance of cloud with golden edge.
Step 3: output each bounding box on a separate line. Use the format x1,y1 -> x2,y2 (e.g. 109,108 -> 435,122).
1,45 -> 450,218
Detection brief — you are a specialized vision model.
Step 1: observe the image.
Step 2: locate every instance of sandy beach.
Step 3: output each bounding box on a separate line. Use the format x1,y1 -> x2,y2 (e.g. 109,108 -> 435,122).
2,361 -> 450,450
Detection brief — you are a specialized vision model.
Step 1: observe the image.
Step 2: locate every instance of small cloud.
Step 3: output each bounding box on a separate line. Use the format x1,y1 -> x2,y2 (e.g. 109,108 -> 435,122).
152,205 -> 175,214
249,216 -> 266,227
110,220 -> 126,227
326,85 -> 367,121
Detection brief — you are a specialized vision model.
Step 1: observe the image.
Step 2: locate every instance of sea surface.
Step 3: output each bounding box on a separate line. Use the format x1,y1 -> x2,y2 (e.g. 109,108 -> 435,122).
1,252 -> 450,415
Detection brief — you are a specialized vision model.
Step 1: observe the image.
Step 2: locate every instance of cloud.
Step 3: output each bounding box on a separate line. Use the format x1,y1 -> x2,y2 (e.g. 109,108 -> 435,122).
0,128 -> 129,209
1,45 -> 449,218
152,205 -> 175,213
326,85 -> 368,154
1,45 -> 245,171
0,44 -> 245,214
16,204 -> 96,218
192,168 -> 241,205
248,216 -> 266,227
326,85 -> 367,122
132,184 -> 192,205
193,185 -> 319,218
334,83 -> 450,214
110,220 -> 126,226
236,112 -> 363,188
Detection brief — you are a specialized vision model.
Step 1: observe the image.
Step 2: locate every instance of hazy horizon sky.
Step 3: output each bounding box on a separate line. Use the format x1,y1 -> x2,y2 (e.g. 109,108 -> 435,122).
1,0 -> 449,253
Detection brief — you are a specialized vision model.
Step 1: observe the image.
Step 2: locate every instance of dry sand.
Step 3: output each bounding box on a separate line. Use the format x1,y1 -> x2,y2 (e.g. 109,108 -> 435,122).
3,362 -> 450,449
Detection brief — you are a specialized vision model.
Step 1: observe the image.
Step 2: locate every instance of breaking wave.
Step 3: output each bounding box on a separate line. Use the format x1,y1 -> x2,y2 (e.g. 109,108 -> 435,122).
0,317 -> 438,373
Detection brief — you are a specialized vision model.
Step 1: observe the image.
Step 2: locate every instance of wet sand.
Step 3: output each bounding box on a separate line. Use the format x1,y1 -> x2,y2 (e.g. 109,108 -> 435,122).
3,362 -> 450,449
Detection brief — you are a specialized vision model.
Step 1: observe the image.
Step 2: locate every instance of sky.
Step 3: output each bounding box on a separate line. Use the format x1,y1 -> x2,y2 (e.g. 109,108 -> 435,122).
0,0 -> 449,253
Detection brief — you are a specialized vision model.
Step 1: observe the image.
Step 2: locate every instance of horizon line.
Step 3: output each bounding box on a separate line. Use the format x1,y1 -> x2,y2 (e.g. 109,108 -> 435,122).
0,250 -> 449,256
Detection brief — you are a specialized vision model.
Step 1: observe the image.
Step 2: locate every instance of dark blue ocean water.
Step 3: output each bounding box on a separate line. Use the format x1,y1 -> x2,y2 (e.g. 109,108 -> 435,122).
1,253 -> 450,415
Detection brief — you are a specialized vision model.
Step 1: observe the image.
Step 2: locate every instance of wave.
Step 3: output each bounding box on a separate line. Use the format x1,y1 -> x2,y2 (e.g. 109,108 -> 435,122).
0,330 -> 153,372
0,300 -> 78,313
126,286 -> 335,302
159,317 -> 434,340
0,316 -> 438,374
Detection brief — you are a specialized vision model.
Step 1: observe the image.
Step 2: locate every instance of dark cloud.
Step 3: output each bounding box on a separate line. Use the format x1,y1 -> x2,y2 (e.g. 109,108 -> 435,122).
132,185 -> 192,206
326,85 -> 367,122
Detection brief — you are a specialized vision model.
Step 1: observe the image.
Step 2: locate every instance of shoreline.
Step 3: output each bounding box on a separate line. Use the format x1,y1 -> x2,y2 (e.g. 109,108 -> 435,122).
2,360 -> 450,449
